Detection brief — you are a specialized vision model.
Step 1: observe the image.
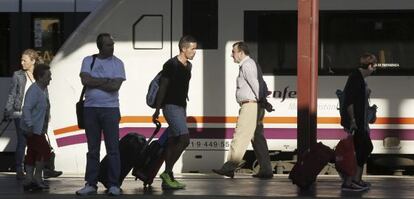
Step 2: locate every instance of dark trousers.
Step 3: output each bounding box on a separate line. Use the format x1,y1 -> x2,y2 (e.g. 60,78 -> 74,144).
14,118 -> 27,171
353,129 -> 373,167
84,107 -> 121,187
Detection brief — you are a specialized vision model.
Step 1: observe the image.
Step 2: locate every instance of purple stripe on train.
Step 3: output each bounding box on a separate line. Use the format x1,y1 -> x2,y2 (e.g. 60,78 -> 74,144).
55,127 -> 414,147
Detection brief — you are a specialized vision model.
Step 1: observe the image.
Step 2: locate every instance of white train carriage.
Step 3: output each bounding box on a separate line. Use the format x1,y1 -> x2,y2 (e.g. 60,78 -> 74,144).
47,0 -> 414,174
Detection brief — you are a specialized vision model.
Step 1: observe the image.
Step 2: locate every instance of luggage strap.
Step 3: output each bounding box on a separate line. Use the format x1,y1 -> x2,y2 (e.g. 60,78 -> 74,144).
0,119 -> 12,138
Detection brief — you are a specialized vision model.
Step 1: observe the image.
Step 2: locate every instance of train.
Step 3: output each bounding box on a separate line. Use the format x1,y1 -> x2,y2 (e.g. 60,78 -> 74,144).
5,0 -> 414,175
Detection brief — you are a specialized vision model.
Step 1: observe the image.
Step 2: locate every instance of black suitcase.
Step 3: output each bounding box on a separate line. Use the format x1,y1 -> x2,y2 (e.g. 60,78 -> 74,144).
132,120 -> 168,188
98,132 -> 146,188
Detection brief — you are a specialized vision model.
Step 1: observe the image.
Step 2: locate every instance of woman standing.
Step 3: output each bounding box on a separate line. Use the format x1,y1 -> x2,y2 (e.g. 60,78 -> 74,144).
4,49 -> 39,180
20,63 -> 52,191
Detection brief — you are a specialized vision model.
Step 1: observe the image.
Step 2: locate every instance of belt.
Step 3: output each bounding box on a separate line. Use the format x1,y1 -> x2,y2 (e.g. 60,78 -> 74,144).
239,100 -> 257,106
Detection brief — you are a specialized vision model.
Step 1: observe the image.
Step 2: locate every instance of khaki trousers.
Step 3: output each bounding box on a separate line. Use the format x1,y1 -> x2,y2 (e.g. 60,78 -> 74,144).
227,103 -> 272,173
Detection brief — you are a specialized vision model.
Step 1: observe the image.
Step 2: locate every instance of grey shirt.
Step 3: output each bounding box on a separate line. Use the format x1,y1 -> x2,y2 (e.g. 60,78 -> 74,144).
236,56 -> 260,103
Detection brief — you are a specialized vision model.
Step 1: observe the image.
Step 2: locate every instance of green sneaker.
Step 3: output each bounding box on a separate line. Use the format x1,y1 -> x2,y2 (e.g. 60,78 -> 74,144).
160,172 -> 183,190
172,179 -> 186,189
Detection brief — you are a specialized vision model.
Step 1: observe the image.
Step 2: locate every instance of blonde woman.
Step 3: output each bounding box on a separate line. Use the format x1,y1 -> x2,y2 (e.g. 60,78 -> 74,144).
4,49 -> 39,180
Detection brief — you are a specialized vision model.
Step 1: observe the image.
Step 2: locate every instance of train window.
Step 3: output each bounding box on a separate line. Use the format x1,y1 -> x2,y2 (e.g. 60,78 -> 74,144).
245,11 -> 297,75
246,11 -> 414,76
321,11 -> 414,76
183,0 -> 218,49
32,15 -> 62,64
0,14 -> 9,77
133,15 -> 163,50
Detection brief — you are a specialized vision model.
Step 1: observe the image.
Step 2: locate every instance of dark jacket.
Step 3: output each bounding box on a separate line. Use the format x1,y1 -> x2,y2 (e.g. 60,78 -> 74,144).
341,69 -> 368,130
5,70 -> 28,116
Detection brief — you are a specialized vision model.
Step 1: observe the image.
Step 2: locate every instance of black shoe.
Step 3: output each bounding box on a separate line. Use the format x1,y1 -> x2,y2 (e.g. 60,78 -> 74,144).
43,169 -> 63,179
23,182 -> 43,192
352,180 -> 371,189
16,171 -> 25,180
341,183 -> 368,192
252,173 -> 273,179
212,168 -> 235,178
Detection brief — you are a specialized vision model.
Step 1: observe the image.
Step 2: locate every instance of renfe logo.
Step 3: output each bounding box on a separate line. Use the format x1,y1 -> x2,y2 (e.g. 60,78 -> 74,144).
272,86 -> 297,102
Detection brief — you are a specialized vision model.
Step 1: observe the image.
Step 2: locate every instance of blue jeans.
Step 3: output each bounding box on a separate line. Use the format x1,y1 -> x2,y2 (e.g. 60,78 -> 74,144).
14,118 -> 26,172
83,107 -> 121,187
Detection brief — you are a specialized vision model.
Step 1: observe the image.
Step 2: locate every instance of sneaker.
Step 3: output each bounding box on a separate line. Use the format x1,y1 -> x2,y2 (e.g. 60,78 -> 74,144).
76,184 -> 97,196
160,172 -> 184,190
107,186 -> 121,196
353,180 -> 371,189
36,181 -> 50,190
43,169 -> 63,179
341,183 -> 368,192
168,172 -> 186,188
173,180 -> 186,189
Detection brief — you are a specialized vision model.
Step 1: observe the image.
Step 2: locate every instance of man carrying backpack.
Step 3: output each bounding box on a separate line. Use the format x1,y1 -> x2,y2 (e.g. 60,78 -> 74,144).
152,35 -> 197,190
76,33 -> 126,196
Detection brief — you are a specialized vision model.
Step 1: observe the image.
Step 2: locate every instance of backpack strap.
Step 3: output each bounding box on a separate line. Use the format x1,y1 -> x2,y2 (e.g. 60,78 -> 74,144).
78,54 -> 97,103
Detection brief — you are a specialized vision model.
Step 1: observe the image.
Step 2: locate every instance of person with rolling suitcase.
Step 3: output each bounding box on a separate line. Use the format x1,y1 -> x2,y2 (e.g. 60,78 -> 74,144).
151,35 -> 197,190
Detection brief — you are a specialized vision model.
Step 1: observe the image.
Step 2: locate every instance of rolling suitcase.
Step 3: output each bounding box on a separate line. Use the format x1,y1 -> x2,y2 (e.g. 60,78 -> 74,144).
132,120 -> 168,188
98,132 -> 147,188
289,142 -> 335,189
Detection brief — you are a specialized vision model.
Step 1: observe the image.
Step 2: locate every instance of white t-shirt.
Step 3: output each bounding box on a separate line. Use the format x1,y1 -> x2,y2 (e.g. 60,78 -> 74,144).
21,72 -> 35,110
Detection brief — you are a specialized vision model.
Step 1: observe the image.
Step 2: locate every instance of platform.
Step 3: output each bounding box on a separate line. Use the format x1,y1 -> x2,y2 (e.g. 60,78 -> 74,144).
0,173 -> 413,199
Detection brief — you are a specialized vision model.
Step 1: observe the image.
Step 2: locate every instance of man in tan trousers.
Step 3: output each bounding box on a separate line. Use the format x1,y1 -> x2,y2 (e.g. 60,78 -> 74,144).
212,41 -> 274,179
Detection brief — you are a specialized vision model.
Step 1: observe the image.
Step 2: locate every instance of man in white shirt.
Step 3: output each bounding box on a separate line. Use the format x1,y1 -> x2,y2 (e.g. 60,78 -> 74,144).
213,41 -> 274,179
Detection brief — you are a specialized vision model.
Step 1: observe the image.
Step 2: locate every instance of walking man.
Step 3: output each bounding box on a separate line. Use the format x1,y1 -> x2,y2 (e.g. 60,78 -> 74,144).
152,35 -> 197,189
213,41 -> 274,179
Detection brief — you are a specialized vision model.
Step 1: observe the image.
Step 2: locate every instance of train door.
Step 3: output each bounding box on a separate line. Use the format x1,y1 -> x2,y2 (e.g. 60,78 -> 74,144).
48,0 -> 175,174
118,0 -> 173,117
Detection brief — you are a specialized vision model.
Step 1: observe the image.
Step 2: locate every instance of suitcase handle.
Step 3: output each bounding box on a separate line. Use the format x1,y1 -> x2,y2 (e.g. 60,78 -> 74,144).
147,119 -> 162,144
154,120 -> 161,134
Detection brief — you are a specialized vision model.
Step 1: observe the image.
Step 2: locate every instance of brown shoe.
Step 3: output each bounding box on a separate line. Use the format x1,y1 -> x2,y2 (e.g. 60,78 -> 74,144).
212,160 -> 246,178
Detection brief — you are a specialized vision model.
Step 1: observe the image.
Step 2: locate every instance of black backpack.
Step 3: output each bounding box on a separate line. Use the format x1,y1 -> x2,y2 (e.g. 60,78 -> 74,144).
336,89 -> 347,128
